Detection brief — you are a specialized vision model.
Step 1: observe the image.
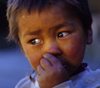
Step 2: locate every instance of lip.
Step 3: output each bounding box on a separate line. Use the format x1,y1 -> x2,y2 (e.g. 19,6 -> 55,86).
63,65 -> 68,71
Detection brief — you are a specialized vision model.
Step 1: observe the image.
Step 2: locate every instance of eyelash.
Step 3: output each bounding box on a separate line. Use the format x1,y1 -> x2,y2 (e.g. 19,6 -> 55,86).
28,32 -> 69,45
57,31 -> 69,38
29,38 -> 41,45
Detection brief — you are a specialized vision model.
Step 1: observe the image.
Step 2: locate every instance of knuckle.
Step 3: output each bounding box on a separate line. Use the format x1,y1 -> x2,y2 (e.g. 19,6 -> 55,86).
49,69 -> 56,76
56,65 -> 63,72
40,58 -> 45,63
47,55 -> 53,60
40,58 -> 47,64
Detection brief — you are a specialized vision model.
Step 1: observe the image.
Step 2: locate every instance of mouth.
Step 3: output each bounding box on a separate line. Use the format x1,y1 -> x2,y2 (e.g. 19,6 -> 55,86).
60,60 -> 68,69
63,64 -> 68,70
58,56 -> 68,69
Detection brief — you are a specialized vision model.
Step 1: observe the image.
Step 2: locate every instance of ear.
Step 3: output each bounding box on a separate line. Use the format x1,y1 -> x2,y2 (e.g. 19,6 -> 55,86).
87,27 -> 93,44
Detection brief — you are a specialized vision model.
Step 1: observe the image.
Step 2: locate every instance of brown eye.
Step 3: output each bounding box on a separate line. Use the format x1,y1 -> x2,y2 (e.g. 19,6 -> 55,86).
58,32 -> 68,38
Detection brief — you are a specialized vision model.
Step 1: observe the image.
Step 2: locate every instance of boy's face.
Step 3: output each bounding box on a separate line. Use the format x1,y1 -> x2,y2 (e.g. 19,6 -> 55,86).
18,6 -> 89,76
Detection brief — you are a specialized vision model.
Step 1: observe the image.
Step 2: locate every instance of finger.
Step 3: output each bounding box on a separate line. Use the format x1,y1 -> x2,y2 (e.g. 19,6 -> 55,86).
43,52 -> 61,66
37,65 -> 45,75
40,58 -> 52,70
36,73 -> 41,82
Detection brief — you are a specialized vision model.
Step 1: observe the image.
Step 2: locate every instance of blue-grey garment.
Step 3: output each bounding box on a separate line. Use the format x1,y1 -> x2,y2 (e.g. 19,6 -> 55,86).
15,66 -> 100,88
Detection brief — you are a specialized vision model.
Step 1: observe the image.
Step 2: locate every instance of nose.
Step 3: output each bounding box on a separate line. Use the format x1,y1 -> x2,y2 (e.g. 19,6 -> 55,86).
43,40 -> 62,56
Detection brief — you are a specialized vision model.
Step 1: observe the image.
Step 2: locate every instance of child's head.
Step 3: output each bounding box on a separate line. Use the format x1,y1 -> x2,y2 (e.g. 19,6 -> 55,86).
7,0 -> 93,76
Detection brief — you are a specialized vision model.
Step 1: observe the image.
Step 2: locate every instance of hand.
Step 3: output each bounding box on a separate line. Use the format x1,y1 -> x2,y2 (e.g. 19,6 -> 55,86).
36,52 -> 69,88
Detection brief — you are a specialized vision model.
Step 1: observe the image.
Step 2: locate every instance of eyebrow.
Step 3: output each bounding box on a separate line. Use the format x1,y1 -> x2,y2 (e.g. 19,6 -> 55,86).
23,29 -> 42,37
50,22 -> 75,30
23,22 -> 75,37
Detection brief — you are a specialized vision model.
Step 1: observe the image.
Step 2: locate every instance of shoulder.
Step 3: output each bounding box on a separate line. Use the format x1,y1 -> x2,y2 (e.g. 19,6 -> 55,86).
85,69 -> 100,81
84,68 -> 100,80
15,76 -> 33,88
76,68 -> 100,88
15,70 -> 37,88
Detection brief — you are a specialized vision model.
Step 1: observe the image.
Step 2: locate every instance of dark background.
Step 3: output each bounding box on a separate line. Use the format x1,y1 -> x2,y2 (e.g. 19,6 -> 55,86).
0,0 -> 100,88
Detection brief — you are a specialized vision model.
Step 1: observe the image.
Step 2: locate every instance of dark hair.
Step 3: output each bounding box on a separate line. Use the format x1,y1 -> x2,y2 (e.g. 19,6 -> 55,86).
7,0 -> 92,43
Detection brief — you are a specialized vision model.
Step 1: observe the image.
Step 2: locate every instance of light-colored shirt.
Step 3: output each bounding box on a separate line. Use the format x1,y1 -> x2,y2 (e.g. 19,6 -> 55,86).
15,66 -> 100,88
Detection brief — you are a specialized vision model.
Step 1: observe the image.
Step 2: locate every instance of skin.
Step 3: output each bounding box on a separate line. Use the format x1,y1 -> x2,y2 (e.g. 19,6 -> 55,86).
18,5 -> 92,88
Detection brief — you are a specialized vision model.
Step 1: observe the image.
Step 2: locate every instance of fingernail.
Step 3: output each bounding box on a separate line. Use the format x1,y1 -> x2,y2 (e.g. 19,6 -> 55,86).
43,52 -> 48,58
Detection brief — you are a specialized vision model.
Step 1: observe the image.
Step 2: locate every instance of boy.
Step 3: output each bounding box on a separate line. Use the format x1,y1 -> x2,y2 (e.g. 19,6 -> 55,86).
7,0 -> 100,88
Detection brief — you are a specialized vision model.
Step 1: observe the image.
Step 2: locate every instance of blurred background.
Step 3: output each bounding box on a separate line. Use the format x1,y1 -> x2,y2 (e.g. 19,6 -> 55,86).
0,0 -> 100,88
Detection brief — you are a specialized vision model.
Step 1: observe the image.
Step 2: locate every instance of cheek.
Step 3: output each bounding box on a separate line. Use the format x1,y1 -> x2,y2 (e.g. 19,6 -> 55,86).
62,42 -> 86,75
62,36 -> 86,66
68,44 -> 85,61
24,46 -> 42,71
66,45 -> 85,60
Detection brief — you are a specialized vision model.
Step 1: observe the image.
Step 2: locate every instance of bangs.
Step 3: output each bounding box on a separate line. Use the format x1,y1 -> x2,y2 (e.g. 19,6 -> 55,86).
8,0 -> 79,13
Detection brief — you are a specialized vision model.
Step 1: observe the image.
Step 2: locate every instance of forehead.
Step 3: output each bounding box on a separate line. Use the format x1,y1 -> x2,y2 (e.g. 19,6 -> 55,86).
19,5 -> 66,20
18,5 -> 83,37
18,5 -> 74,28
